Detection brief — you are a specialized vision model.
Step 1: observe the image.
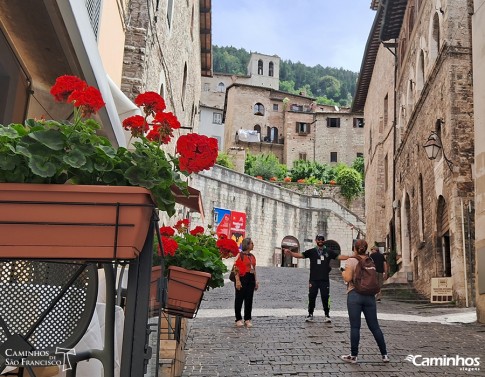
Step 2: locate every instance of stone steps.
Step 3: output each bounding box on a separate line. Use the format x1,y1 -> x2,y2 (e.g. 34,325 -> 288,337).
381,283 -> 430,304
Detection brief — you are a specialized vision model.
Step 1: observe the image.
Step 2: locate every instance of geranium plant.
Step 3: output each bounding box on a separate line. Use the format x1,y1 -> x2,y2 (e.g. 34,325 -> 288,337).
154,220 -> 239,289
0,75 -> 218,216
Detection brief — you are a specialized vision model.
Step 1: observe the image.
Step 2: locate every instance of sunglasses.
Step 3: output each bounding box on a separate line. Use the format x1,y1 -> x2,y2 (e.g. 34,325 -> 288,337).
316,238 -> 325,241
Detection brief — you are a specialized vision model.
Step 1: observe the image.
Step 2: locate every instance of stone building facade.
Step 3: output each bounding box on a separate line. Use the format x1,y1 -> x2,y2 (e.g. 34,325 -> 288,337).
199,53 -> 280,149
122,0 -> 202,155
189,165 -> 366,267
223,84 -> 364,169
356,0 -> 475,307
472,0 -> 485,322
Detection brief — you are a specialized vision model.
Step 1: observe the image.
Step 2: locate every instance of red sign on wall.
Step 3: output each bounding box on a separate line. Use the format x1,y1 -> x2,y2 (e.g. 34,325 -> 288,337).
214,207 -> 246,249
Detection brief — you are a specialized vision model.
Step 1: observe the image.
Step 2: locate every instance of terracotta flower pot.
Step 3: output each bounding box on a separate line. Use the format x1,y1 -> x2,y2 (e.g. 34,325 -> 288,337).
165,265 -> 211,318
0,183 -> 155,260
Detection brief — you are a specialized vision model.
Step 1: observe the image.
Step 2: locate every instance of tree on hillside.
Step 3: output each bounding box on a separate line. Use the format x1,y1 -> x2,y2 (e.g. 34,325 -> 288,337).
316,76 -> 341,99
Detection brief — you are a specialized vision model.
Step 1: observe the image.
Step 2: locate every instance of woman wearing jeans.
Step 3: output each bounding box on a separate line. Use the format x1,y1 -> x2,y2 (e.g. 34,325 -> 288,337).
340,239 -> 389,364
234,237 -> 258,327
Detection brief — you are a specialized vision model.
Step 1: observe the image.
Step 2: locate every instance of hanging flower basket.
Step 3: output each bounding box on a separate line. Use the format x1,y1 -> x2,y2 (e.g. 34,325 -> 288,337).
0,183 -> 155,260
164,265 -> 211,319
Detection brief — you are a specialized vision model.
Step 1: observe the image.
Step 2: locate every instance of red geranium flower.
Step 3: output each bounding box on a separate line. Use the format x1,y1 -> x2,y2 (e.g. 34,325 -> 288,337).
159,226 -> 175,237
153,111 -> 181,130
67,86 -> 105,116
235,257 -> 248,275
177,134 -> 218,174
50,75 -> 87,102
159,236 -> 178,256
216,238 -> 239,258
122,115 -> 149,137
134,91 -> 166,115
190,226 -> 205,236
146,123 -> 173,144
174,219 -> 190,232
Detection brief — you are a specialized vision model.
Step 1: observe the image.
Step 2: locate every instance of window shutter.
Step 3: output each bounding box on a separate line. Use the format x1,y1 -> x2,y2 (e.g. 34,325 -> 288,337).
326,118 -> 330,127
337,118 -> 341,128
296,123 -> 299,133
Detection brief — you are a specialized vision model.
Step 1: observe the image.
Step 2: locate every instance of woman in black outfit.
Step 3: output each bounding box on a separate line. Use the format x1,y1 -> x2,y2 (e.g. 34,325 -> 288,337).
234,237 -> 258,327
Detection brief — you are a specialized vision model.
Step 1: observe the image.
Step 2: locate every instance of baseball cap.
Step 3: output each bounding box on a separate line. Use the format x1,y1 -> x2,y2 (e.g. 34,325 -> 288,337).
315,234 -> 325,241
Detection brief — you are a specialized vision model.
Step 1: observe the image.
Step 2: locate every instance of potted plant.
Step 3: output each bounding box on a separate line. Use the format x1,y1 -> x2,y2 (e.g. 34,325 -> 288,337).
0,75 -> 219,260
151,220 -> 239,318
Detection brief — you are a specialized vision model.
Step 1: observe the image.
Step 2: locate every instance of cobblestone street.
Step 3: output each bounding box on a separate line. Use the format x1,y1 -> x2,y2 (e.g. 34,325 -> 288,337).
183,267 -> 485,376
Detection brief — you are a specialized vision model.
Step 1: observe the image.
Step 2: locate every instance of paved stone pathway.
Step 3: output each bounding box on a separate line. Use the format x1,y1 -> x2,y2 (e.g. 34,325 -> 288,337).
182,267 -> 485,376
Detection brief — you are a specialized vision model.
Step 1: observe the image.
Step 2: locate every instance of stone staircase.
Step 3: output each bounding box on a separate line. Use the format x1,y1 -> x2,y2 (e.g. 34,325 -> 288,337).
381,282 -> 433,305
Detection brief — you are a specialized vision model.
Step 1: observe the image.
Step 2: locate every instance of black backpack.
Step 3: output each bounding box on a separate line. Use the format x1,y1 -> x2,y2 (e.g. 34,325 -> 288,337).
351,256 -> 380,295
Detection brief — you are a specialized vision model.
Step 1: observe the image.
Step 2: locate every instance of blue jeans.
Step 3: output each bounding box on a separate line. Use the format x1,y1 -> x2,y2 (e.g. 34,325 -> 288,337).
347,289 -> 387,357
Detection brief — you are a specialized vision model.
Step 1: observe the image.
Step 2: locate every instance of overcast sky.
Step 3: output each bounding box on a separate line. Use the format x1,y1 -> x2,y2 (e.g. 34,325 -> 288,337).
212,0 -> 377,72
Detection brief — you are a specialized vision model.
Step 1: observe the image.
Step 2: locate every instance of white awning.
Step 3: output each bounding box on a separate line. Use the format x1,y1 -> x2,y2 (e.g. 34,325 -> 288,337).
107,75 -> 142,120
55,0 -> 127,147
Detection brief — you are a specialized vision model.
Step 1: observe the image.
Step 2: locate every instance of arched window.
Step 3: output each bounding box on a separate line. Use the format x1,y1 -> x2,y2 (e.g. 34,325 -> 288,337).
258,60 -> 263,75
418,174 -> 424,241
181,63 -> 188,108
269,62 -> 274,77
416,50 -> 425,94
406,78 -> 414,116
429,13 -> 440,63
270,127 -> 278,143
254,124 -> 261,134
217,82 -> 225,92
253,103 -> 265,116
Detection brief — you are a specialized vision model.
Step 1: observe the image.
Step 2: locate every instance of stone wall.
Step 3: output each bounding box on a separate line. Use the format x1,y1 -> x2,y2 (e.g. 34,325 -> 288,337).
188,166 -> 366,267
473,0 -> 485,322
122,0 -> 201,154
363,41 -> 397,251
363,0 -> 474,306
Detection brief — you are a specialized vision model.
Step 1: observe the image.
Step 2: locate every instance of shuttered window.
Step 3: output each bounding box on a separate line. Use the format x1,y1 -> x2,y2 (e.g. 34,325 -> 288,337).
85,0 -> 102,39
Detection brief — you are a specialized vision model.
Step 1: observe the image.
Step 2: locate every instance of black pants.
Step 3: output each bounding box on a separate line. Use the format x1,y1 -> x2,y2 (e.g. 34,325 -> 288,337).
234,273 -> 256,321
308,279 -> 330,316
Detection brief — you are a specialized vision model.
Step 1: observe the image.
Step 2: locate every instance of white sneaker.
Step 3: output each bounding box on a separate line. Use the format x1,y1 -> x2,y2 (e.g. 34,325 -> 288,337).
382,355 -> 390,363
305,314 -> 314,322
235,320 -> 244,327
323,316 -> 332,323
341,354 -> 357,364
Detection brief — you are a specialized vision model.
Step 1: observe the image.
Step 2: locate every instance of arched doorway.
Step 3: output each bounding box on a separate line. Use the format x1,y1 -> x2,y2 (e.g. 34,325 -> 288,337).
437,196 -> 451,277
281,236 -> 300,267
324,239 -> 342,270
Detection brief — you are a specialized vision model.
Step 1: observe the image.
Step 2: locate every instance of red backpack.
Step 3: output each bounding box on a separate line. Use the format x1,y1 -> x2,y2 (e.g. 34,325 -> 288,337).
351,256 -> 380,295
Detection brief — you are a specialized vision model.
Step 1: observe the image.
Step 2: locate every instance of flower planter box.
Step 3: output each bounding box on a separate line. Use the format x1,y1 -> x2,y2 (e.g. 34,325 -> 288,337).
165,266 -> 211,319
0,183 -> 155,260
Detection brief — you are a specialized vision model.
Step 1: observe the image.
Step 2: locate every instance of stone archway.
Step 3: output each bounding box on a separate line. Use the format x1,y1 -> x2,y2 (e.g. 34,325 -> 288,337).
436,195 -> 451,277
324,239 -> 342,270
281,236 -> 300,267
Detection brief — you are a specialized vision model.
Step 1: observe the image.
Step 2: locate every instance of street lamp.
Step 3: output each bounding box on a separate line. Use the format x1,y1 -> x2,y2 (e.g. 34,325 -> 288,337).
423,131 -> 453,171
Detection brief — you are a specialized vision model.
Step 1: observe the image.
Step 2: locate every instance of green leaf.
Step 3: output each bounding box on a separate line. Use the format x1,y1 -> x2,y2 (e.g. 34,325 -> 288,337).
28,129 -> 66,151
0,154 -> 17,170
0,126 -> 20,139
63,149 -> 87,168
29,158 -> 58,178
